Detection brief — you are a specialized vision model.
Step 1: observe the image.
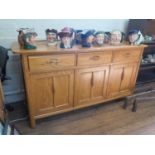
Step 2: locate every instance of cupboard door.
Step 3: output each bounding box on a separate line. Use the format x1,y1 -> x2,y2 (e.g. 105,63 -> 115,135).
78,71 -> 92,104
30,74 -> 54,115
75,66 -> 109,106
53,71 -> 74,108
107,63 -> 138,98
30,70 -> 74,116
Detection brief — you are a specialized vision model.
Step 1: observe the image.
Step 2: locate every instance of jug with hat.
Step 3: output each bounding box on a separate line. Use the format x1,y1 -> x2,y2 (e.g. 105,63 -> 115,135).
58,27 -> 75,49
81,30 -> 95,48
45,29 -> 58,46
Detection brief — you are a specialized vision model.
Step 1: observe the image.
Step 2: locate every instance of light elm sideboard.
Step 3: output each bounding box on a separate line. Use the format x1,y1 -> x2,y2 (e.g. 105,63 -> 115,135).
12,41 -> 146,128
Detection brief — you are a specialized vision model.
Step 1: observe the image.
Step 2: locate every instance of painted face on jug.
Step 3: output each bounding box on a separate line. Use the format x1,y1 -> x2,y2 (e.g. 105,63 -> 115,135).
86,35 -> 94,44
96,33 -> 105,45
23,32 -> 37,49
25,33 -> 37,45
29,35 -> 36,44
62,36 -> 71,48
46,32 -> 57,42
111,31 -> 122,45
129,33 -> 139,44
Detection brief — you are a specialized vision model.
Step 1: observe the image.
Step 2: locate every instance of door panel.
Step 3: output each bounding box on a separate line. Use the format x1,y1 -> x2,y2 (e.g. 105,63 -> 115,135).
53,73 -> 73,108
75,66 -> 109,106
120,66 -> 133,90
92,70 -> 105,98
107,63 -> 138,98
79,72 -> 92,103
31,75 -> 54,115
108,67 -> 123,94
30,70 -> 74,116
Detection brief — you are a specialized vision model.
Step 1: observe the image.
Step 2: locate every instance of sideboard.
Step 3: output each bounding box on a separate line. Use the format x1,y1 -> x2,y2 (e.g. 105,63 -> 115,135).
11,41 -> 146,128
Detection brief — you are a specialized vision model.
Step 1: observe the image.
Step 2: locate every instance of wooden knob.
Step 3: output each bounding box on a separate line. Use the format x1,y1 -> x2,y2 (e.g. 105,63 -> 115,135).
48,59 -> 59,64
90,55 -> 100,61
125,53 -> 130,56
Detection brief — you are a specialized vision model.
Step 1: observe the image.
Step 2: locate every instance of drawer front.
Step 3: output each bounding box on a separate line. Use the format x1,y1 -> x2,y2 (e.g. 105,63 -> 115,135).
112,49 -> 141,63
28,54 -> 75,72
78,51 -> 112,66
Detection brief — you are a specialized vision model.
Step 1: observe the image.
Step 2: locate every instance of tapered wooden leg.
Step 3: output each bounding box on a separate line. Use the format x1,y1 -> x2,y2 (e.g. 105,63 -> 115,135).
132,99 -> 137,112
123,97 -> 128,109
30,117 -> 36,128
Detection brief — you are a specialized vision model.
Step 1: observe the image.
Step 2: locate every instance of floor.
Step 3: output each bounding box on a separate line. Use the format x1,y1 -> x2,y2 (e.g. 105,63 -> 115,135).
7,86 -> 155,135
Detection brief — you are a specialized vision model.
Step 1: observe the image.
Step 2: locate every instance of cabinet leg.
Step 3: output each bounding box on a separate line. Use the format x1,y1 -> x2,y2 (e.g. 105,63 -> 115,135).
123,97 -> 128,109
30,117 -> 36,128
132,99 -> 137,112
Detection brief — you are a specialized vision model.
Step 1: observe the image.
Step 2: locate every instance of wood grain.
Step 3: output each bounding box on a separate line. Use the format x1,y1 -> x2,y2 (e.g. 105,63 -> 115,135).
11,89 -> 155,135
28,54 -> 75,72
107,63 -> 138,98
11,41 -> 145,128
77,51 -> 112,66
112,49 -> 141,63
74,66 -> 109,106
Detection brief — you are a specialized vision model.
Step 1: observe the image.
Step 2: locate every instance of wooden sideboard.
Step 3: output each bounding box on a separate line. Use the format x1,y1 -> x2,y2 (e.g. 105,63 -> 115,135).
11,41 -> 146,128
0,80 -> 5,122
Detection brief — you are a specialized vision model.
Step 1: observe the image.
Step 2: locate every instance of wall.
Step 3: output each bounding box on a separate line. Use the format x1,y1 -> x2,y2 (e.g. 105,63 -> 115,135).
0,19 -> 129,104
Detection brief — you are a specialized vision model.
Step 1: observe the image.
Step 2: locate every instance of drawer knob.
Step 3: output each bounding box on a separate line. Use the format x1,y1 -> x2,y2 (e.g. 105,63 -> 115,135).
125,53 -> 131,56
90,55 -> 100,61
43,59 -> 59,65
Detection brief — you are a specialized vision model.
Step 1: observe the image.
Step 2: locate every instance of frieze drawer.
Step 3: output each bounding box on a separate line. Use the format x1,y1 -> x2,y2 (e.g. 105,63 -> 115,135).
112,49 -> 141,63
77,51 -> 112,66
28,54 -> 76,72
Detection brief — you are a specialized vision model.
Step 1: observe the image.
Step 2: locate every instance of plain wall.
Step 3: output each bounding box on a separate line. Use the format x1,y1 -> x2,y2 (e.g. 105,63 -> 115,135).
0,19 -> 129,47
0,19 -> 129,103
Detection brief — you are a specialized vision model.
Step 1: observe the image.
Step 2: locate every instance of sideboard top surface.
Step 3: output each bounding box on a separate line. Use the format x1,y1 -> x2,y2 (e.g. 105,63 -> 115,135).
11,40 -> 147,55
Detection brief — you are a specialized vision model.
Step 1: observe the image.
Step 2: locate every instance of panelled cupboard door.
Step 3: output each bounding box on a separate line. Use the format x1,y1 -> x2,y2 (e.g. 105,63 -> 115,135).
30,70 -> 74,116
107,63 -> 138,98
75,66 -> 109,106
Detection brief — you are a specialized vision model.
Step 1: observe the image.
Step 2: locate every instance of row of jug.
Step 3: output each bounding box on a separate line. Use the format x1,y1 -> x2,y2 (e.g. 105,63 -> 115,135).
17,27 -> 144,50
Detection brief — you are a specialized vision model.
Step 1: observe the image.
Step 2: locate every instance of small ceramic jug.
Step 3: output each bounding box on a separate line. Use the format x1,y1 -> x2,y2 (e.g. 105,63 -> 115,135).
81,30 -> 95,48
94,31 -> 105,46
58,27 -> 74,49
17,28 -> 31,49
45,29 -> 58,46
23,32 -> 38,50
127,29 -> 144,45
17,28 -> 37,49
110,30 -> 125,45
